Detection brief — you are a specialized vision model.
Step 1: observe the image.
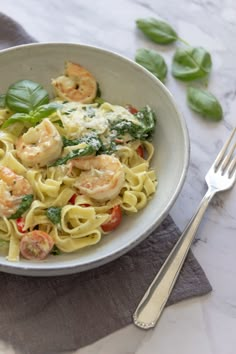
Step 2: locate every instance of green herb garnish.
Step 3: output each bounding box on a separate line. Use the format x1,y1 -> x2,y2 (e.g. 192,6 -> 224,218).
8,194 -> 34,219
136,18 -> 178,44
172,47 -> 212,81
46,207 -> 62,224
187,87 -> 223,121
135,48 -> 167,82
110,105 -> 156,140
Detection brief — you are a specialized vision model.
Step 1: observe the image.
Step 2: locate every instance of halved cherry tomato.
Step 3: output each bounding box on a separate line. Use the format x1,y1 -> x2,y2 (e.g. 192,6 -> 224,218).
127,105 -> 138,115
20,230 -> 54,260
101,205 -> 122,232
136,145 -> 144,158
69,194 -> 77,204
16,217 -> 26,233
69,194 -> 90,207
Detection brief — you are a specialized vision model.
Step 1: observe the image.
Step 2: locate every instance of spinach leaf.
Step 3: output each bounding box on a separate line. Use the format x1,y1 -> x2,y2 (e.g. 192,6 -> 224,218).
110,105 -> 156,140
135,48 -> 167,82
172,47 -> 212,81
32,102 -> 62,119
97,141 -> 117,155
136,18 -> 178,44
46,207 -> 62,224
8,194 -> 34,219
50,245 -> 61,255
187,87 -> 223,121
62,133 -> 117,156
0,94 -> 6,108
94,97 -> 105,106
6,80 -> 49,113
62,133 -> 102,150
50,145 -> 95,166
84,106 -> 96,118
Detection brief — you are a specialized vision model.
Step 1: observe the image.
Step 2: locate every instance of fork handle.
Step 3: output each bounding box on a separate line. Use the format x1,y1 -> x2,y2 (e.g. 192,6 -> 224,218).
133,187 -> 216,329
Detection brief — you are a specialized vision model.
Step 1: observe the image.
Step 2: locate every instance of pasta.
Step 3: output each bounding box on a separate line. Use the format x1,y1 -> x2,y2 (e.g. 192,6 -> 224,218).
0,61 -> 157,262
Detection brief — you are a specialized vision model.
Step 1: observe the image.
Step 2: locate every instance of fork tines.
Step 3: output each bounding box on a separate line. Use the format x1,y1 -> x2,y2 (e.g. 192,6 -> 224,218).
214,127 -> 236,176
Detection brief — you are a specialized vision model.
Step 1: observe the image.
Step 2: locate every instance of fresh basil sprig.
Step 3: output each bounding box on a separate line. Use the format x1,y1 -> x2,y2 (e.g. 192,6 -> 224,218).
135,48 -> 167,82
8,194 -> 34,220
172,47 -> 212,81
187,87 -> 223,121
6,80 -> 49,113
136,18 -> 178,44
2,102 -> 61,128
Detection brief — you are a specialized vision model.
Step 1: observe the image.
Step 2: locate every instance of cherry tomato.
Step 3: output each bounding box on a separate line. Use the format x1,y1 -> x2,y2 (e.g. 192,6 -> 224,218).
20,230 -> 54,260
136,145 -> 144,158
69,194 -> 77,204
16,217 -> 26,233
127,105 -> 138,115
101,205 -> 122,232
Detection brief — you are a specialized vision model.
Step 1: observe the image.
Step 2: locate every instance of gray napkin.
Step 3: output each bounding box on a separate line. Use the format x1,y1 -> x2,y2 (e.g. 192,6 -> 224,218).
0,12 -> 212,354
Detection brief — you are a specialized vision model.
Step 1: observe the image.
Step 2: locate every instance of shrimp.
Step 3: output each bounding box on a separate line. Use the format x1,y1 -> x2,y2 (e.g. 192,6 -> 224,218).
0,166 -> 33,218
71,155 -> 125,201
52,61 -> 97,103
16,118 -> 63,167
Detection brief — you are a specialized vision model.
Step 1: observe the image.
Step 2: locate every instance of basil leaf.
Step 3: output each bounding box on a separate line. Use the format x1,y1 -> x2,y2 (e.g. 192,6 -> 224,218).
0,94 -> 6,108
2,112 -> 33,128
172,47 -> 212,81
8,194 -> 34,219
50,145 -> 95,166
46,207 -> 62,224
136,18 -> 177,44
6,80 -> 49,113
135,48 -> 167,82
187,87 -> 223,121
32,102 -> 62,119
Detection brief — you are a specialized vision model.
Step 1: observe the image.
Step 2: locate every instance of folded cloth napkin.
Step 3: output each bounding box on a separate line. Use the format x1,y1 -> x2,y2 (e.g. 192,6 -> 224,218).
0,12 -> 212,354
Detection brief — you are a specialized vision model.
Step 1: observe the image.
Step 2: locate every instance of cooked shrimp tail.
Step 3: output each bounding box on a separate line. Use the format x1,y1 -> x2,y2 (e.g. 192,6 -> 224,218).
52,61 -> 97,104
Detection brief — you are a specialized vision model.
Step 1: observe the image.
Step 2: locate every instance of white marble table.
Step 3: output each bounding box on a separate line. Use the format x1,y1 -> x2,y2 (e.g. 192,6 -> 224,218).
0,0 -> 235,353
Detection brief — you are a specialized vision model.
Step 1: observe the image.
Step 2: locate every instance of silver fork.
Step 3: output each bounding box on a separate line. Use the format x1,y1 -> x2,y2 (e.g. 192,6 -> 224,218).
133,127 -> 236,329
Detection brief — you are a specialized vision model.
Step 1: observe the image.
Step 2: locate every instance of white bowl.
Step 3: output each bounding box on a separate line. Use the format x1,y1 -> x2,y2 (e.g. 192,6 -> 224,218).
0,43 -> 189,276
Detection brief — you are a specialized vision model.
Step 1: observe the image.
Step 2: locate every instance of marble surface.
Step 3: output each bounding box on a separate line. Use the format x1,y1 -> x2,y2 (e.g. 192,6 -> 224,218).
0,0 -> 236,353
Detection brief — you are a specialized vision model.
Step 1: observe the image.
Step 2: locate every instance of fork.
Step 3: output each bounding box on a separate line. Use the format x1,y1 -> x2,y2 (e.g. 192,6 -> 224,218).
133,127 -> 236,329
